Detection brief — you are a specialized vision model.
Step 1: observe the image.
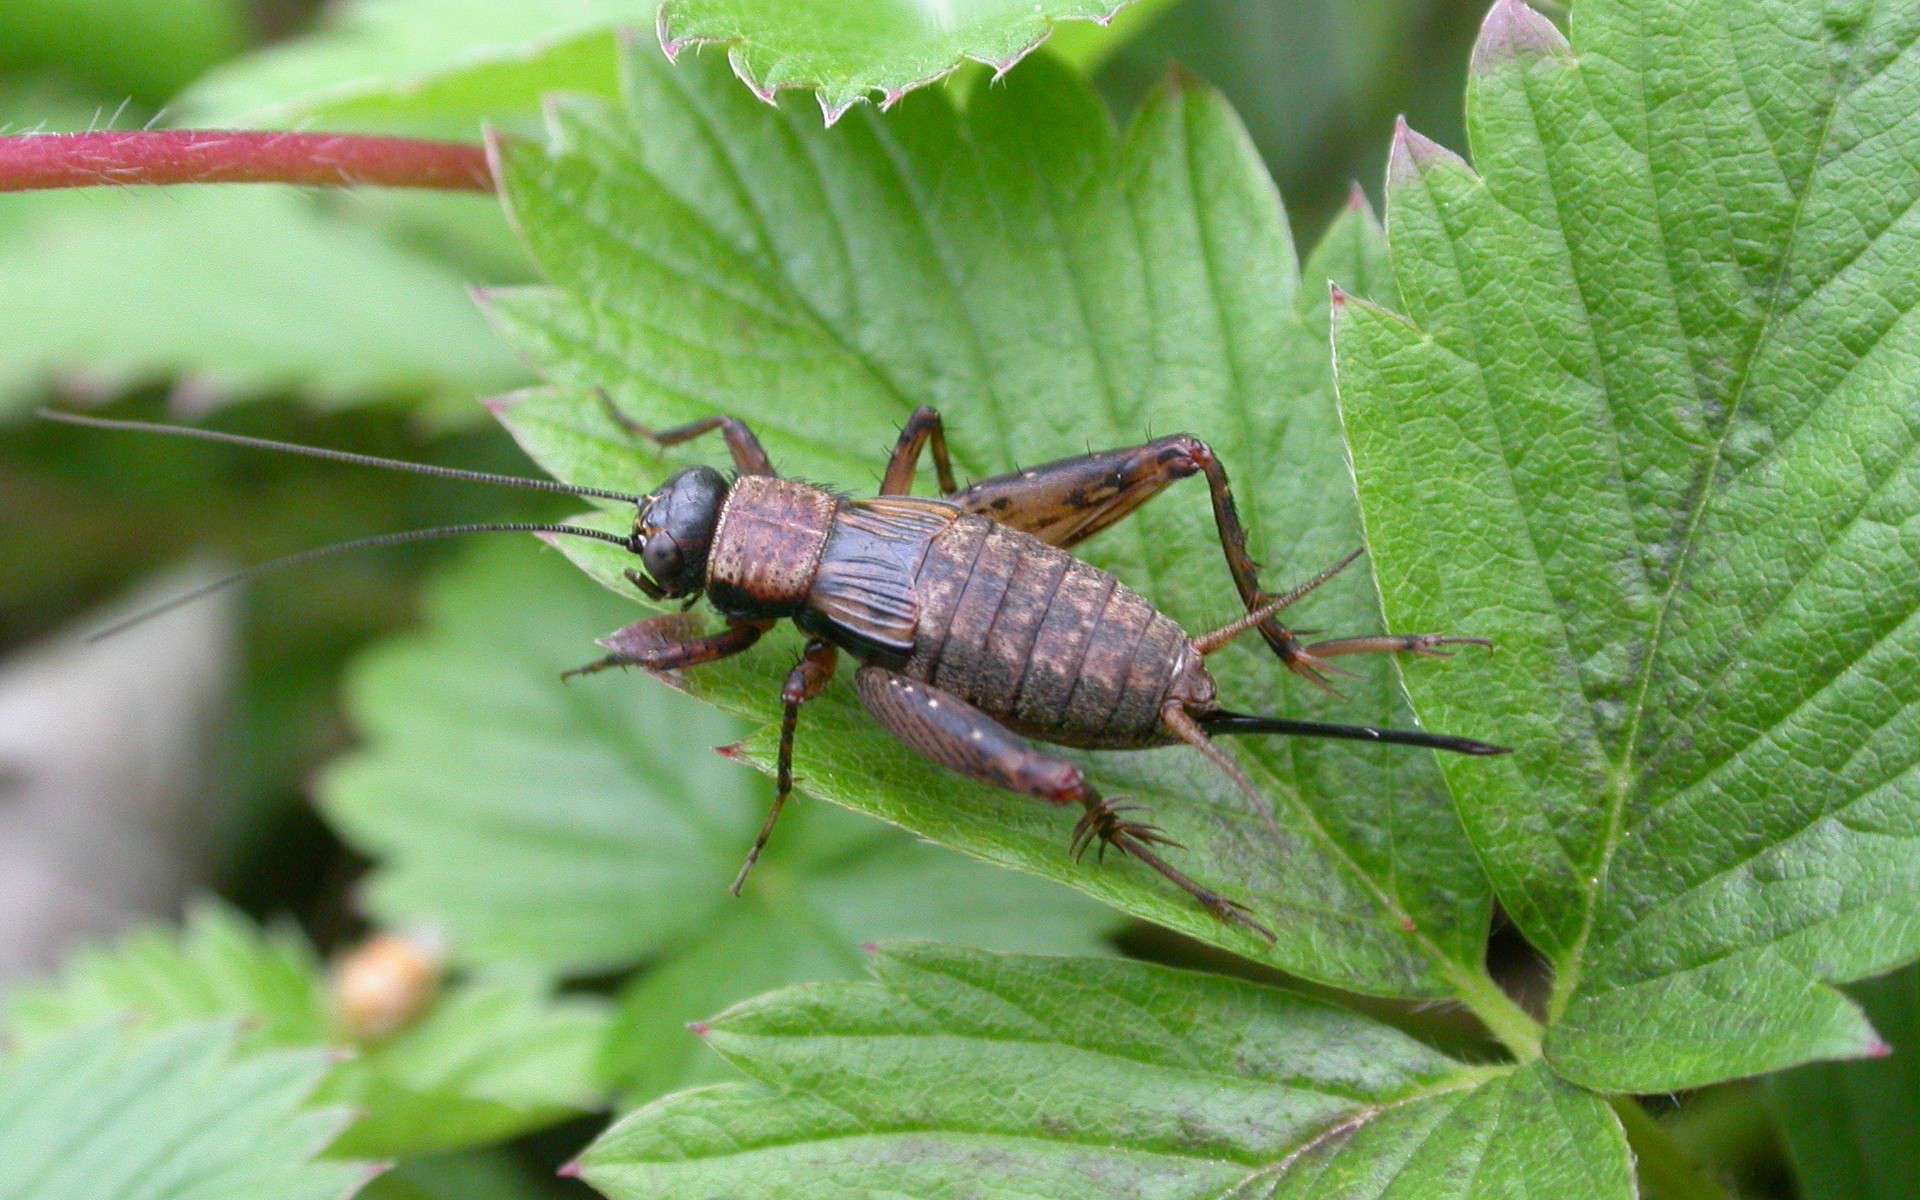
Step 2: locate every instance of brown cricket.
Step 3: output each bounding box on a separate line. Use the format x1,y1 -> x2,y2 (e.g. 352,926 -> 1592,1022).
41,405 -> 1504,942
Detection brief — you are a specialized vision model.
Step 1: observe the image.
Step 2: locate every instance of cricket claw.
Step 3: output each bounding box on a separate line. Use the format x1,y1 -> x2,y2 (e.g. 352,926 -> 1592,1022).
1068,791 -> 1274,942
1285,649 -> 1353,700
1125,825 -> 1185,851
1071,798 -> 1185,863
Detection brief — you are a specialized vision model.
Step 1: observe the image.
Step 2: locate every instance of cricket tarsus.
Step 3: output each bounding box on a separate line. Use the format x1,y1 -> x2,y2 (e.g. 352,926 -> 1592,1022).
57,402 -> 1507,939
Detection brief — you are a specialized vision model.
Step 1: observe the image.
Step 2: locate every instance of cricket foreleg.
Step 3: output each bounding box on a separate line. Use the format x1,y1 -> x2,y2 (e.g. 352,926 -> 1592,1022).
879,405 -> 959,496
595,391 -> 775,476
732,638 -> 838,895
851,666 -> 1275,942
562,614 -> 769,681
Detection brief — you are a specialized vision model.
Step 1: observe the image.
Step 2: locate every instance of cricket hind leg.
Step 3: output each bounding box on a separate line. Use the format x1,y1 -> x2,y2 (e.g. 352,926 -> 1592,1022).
732,638 -> 838,894
947,434 -> 1202,548
850,665 -> 1275,942
954,432 -> 1489,690
1186,548 -> 1491,694
596,391 -> 776,476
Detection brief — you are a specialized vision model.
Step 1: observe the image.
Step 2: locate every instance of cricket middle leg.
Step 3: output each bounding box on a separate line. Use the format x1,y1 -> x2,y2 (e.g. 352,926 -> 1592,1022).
731,638 -> 839,894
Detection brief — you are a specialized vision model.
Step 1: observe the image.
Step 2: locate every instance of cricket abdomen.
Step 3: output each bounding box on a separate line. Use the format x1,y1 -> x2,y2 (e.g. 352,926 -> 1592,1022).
902,514 -> 1190,748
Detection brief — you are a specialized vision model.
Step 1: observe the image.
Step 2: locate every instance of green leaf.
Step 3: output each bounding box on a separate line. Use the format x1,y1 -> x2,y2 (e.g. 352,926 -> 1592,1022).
320,978 -> 608,1158
0,0 -> 245,104
1333,0 -> 1920,1089
3,900 -> 607,1157
656,0 -> 1133,122
1769,966 -> 1920,1200
1246,1063 -> 1632,1200
319,538 -> 1117,1097
5,899 -> 326,1050
0,1022 -> 369,1200
175,0 -> 639,130
482,45 -> 1506,1009
0,188 -> 523,422
578,944 -> 1626,1199
179,0 -> 1157,130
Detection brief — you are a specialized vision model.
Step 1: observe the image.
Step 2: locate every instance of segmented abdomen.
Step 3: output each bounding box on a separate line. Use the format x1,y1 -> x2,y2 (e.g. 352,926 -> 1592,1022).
901,515 -> 1186,747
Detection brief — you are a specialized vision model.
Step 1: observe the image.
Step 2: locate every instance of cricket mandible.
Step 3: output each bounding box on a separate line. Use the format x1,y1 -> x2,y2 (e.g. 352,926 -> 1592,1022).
42,403 -> 1506,942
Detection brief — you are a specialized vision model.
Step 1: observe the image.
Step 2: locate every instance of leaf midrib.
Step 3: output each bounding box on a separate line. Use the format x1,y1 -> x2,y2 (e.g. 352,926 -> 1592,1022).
1220,1067 -> 1510,1197
878,952 -> 1460,1097
605,1070 -> 1504,1179
727,1026 -> 1422,1105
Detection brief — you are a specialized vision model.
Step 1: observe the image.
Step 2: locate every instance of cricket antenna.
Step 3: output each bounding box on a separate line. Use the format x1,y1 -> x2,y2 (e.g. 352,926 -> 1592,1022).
36,409 -> 648,506
85,522 -> 640,642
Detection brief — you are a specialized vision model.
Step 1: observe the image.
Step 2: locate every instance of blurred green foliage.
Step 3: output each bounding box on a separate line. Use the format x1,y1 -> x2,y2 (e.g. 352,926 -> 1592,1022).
0,0 -> 247,104
1099,0 -> 1485,234
5,901 -> 610,1158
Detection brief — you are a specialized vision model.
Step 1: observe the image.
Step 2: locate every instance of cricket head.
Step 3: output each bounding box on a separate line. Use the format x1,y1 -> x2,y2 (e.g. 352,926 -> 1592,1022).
632,465 -> 729,599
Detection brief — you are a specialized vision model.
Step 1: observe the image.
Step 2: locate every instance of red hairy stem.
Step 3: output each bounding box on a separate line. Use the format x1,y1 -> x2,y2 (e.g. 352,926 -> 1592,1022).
0,130 -> 493,194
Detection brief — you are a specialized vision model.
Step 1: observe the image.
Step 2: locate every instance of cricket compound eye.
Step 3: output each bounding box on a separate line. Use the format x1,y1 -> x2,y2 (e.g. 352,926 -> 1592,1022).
643,529 -> 684,583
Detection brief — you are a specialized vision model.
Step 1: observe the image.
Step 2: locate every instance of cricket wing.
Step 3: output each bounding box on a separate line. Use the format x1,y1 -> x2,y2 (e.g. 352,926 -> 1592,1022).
807,496 -> 958,657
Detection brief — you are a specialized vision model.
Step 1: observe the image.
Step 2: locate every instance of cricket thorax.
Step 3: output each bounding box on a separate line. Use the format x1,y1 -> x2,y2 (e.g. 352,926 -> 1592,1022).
705,475 -> 839,615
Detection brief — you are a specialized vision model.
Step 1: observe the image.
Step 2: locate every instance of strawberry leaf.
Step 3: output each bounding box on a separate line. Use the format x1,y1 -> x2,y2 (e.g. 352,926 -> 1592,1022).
1335,0 -> 1920,1090
579,945 -> 1628,1200
0,1023 -> 370,1200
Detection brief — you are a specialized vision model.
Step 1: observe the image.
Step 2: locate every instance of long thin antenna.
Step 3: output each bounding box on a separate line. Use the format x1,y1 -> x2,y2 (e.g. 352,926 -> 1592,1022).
87,522 -> 637,642
37,409 -> 646,505
1199,709 -> 1509,756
